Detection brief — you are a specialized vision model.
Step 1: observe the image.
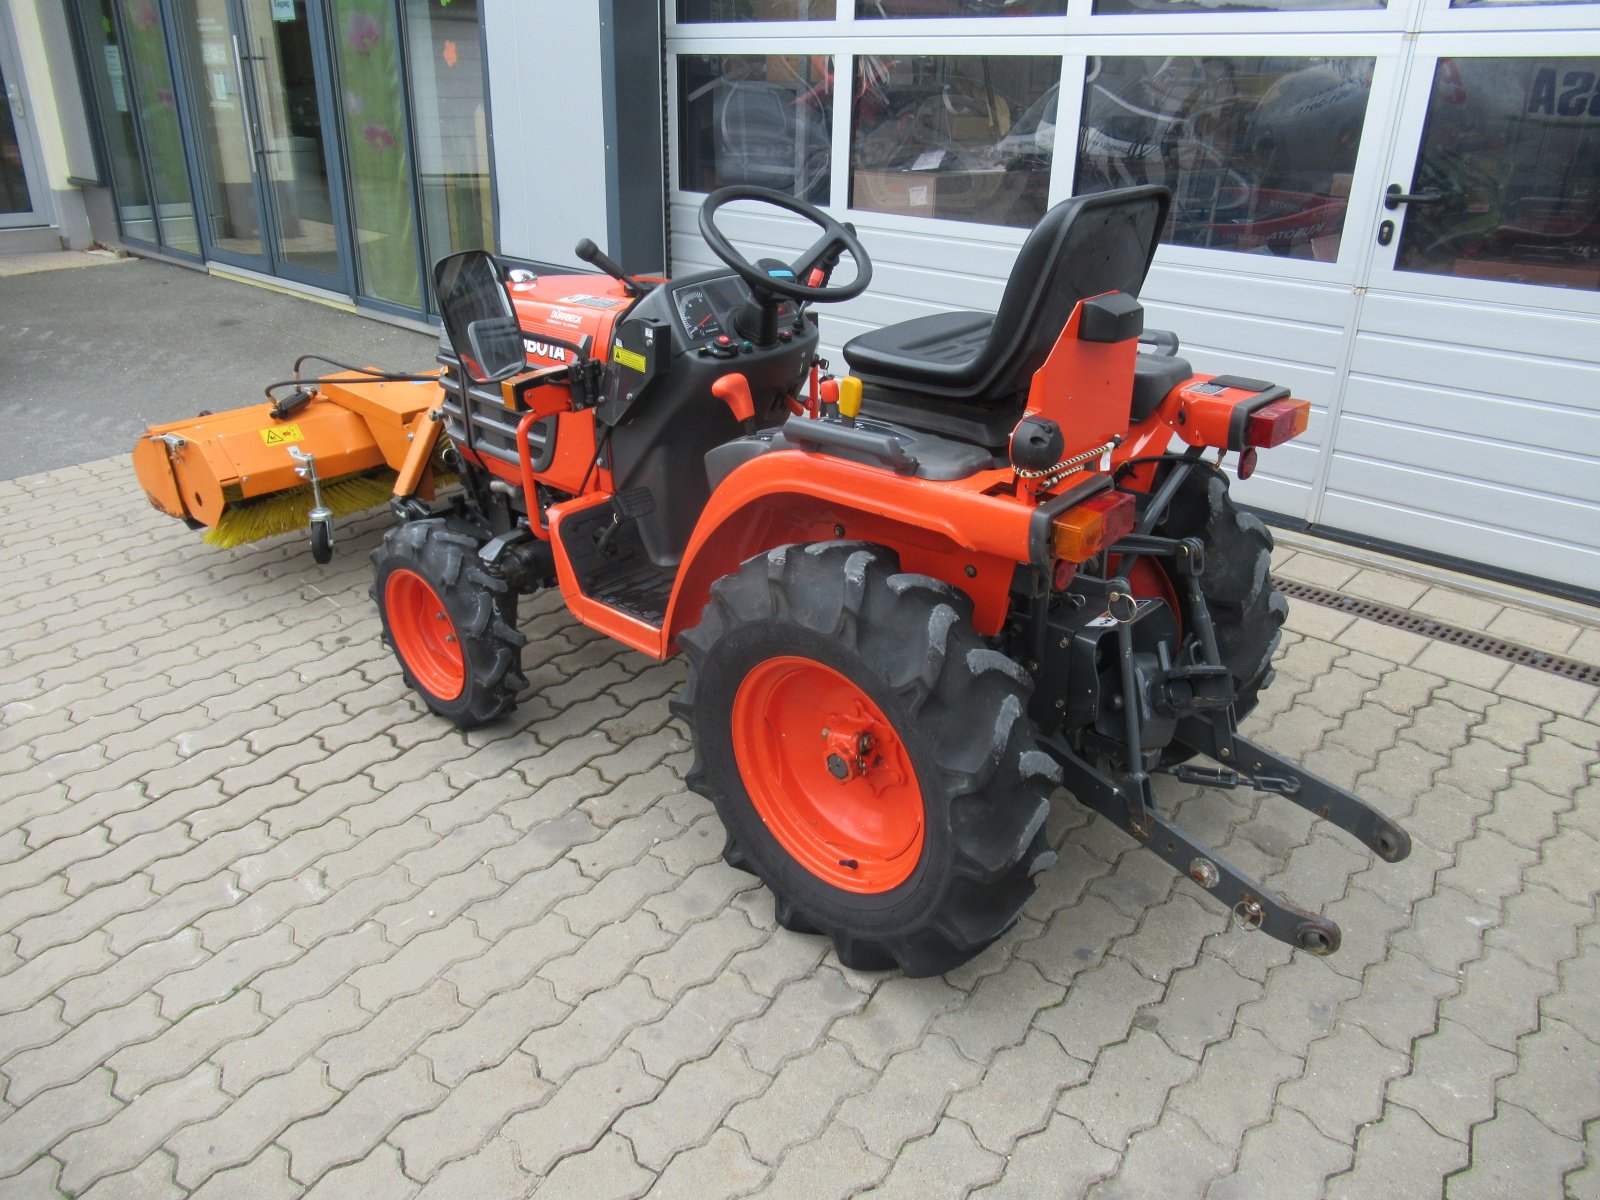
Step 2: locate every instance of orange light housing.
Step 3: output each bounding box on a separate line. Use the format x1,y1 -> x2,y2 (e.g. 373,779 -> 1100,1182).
1246,398 -> 1310,448
1051,490 -> 1137,563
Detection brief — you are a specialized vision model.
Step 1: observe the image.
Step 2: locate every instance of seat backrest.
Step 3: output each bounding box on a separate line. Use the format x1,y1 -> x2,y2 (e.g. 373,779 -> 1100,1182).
969,185 -> 1170,402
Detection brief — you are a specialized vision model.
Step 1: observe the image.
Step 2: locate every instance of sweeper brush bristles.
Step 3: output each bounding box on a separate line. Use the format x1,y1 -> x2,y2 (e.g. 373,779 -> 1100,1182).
202,471 -> 399,549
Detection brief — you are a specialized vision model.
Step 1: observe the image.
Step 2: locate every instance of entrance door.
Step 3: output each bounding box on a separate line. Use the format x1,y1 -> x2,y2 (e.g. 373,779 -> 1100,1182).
1327,29 -> 1600,593
173,0 -> 347,290
0,12 -> 53,231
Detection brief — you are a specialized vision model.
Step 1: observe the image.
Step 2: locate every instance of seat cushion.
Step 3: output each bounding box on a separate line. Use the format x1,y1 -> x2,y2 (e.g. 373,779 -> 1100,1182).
1131,353 -> 1192,422
842,311 -> 995,391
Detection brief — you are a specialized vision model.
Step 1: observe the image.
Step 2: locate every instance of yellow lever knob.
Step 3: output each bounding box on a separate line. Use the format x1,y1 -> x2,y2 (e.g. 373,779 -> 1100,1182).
838,376 -> 863,419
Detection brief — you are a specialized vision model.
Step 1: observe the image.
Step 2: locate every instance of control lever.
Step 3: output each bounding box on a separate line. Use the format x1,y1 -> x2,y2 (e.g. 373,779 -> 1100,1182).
574,238 -> 642,297
712,373 -> 758,436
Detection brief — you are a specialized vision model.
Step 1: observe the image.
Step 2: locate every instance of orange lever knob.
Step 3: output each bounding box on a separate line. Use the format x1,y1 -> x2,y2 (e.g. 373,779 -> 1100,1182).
712,373 -> 756,425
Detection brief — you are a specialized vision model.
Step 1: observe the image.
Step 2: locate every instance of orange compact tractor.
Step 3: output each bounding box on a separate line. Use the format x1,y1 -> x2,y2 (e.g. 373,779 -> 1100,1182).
136,185 -> 1409,975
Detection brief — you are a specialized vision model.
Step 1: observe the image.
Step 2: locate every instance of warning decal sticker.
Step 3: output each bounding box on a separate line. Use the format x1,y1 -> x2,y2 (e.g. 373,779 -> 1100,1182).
260,424 -> 305,446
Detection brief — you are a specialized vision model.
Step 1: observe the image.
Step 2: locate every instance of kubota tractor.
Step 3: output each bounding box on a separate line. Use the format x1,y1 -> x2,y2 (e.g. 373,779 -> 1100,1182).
137,184 -> 1410,976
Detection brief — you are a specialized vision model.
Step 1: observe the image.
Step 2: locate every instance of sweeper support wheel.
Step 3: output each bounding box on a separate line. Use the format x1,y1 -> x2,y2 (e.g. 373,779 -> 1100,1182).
673,542 -> 1061,977
371,519 -> 528,730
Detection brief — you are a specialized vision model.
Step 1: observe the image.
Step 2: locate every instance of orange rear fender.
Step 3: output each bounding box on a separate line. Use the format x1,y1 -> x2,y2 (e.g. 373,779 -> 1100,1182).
663,450 -> 1038,648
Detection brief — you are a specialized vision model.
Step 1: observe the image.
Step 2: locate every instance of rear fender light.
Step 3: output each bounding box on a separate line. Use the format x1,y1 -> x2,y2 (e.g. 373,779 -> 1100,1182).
1245,398 -> 1311,449
1051,490 -> 1137,563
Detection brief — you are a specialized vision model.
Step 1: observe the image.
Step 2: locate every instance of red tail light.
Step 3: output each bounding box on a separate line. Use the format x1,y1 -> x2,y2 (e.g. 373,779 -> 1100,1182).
1246,398 -> 1310,448
1051,490 -> 1137,563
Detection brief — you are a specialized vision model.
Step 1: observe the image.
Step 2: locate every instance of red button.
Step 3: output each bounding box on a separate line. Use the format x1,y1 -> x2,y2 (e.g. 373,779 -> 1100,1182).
716,335 -> 732,346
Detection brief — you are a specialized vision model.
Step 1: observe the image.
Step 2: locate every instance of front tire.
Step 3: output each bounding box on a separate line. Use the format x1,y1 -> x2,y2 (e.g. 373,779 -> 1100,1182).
672,542 -> 1060,977
371,519 -> 527,730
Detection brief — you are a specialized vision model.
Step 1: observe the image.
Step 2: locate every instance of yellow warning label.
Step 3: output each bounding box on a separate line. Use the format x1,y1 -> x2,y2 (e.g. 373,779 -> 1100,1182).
260,424 -> 305,446
612,345 -> 647,373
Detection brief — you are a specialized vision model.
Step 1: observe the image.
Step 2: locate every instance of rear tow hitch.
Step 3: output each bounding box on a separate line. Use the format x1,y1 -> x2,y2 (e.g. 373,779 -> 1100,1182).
1039,553 -> 1410,957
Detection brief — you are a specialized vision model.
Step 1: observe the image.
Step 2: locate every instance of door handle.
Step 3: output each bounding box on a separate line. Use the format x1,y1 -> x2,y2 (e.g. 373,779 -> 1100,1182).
230,34 -> 259,158
1385,184 -> 1444,210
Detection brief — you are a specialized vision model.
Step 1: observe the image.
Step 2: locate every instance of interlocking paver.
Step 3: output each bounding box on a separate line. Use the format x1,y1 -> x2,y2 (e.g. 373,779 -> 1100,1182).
3,456 -> 1597,1200
184,1143 -> 300,1200
1208,1107 -> 1352,1200
302,1142 -> 420,1200
616,1040 -> 769,1170
54,1062 -> 230,1193
165,1057 -> 338,1187
0,1069 -> 122,1177
3,992 -> 166,1105
76,1152 -> 184,1200
1448,1100 -> 1585,1200
282,1054 -> 447,1184
317,978 -> 470,1091
502,1047 -> 664,1176
388,1050 -> 546,1179
836,1033 -> 983,1159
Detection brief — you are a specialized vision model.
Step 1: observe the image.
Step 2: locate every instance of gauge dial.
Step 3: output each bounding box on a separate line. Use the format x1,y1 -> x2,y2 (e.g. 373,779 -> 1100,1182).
675,287 -> 723,341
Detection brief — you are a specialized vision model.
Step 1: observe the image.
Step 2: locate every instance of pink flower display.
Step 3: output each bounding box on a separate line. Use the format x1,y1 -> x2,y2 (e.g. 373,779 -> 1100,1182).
345,11 -> 383,54
362,124 -> 395,150
133,2 -> 158,31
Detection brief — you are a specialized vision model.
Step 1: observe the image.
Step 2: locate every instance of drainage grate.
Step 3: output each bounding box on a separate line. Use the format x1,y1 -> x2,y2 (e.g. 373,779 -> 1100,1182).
1271,577 -> 1600,686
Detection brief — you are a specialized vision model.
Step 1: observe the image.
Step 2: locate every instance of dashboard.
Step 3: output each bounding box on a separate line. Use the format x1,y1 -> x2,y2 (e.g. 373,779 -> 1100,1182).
671,275 -> 795,344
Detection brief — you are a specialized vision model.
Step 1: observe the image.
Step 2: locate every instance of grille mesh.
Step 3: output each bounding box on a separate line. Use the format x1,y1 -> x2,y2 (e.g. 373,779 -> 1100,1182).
1272,577 -> 1600,686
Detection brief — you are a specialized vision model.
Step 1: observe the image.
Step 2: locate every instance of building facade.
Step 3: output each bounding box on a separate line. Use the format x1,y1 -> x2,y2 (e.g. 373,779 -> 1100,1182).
4,0 -> 1597,596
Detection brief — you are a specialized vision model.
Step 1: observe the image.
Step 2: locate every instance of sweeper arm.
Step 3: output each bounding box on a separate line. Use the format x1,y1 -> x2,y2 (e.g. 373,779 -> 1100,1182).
133,376 -> 446,550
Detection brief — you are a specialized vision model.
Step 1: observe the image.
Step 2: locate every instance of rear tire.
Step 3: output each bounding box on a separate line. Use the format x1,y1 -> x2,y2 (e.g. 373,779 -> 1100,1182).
371,519 -> 527,730
1142,468 -> 1286,765
672,542 -> 1060,977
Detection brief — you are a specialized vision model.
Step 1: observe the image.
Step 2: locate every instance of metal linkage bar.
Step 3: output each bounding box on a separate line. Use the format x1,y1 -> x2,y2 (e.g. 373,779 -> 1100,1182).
1043,736 -> 1342,954
1173,719 -> 1411,864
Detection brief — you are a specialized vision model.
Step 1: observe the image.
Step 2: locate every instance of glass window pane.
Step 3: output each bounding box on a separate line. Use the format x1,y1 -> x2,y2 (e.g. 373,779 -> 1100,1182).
330,0 -> 422,308
1452,1 -> 1596,7
857,1 -> 1067,16
1396,57 -> 1600,291
1075,56 -> 1374,261
680,0 -> 835,18
1095,0 -> 1380,12
115,0 -> 201,253
171,0 -> 264,258
849,55 -> 1058,227
404,0 -> 494,281
0,55 -> 30,216
678,54 -> 832,202
76,0 -> 157,242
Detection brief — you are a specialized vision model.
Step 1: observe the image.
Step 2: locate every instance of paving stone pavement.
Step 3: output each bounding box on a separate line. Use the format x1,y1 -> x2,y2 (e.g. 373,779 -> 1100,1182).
1,457 -> 1597,1199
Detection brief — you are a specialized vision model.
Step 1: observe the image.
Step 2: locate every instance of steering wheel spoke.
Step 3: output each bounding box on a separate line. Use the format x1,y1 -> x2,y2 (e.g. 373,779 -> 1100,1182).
699,186 -> 872,305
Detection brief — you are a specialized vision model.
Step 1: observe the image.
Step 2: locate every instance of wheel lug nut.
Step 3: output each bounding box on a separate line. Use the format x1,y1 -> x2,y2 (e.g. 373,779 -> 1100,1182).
826,754 -> 849,780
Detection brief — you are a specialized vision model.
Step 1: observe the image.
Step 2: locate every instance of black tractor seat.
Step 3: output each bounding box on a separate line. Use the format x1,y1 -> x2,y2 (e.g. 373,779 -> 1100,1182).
843,185 -> 1173,448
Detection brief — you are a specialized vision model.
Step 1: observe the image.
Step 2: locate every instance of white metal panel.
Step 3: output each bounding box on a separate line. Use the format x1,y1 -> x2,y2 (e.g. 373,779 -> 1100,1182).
486,1 -> 608,267
1331,290 -> 1600,589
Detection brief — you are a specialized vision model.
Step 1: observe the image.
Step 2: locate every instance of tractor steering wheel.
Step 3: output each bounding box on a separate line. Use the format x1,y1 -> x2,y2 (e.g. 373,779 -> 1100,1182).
699,185 -> 872,304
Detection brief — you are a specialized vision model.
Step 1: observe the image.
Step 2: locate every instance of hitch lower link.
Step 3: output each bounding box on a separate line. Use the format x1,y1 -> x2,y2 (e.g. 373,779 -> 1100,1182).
1041,546 -> 1410,956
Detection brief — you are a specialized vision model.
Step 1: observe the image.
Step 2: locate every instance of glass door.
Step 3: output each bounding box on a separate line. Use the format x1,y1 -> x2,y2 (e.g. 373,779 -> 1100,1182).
0,10 -> 52,230
171,0 -> 346,288
1366,37 -> 1600,311
236,0 -> 347,287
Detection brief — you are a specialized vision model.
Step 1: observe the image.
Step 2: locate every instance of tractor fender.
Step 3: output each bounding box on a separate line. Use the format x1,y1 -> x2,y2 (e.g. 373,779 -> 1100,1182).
663,449 -> 1034,647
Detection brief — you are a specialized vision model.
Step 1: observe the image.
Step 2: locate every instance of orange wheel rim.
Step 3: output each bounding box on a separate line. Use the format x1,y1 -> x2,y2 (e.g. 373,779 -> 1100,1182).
385,569 -> 465,701
731,656 -> 924,894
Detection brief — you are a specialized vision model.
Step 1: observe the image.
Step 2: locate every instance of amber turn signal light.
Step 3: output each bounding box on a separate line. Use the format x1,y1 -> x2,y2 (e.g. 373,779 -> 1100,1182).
1245,398 -> 1310,449
1051,490 -> 1137,563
